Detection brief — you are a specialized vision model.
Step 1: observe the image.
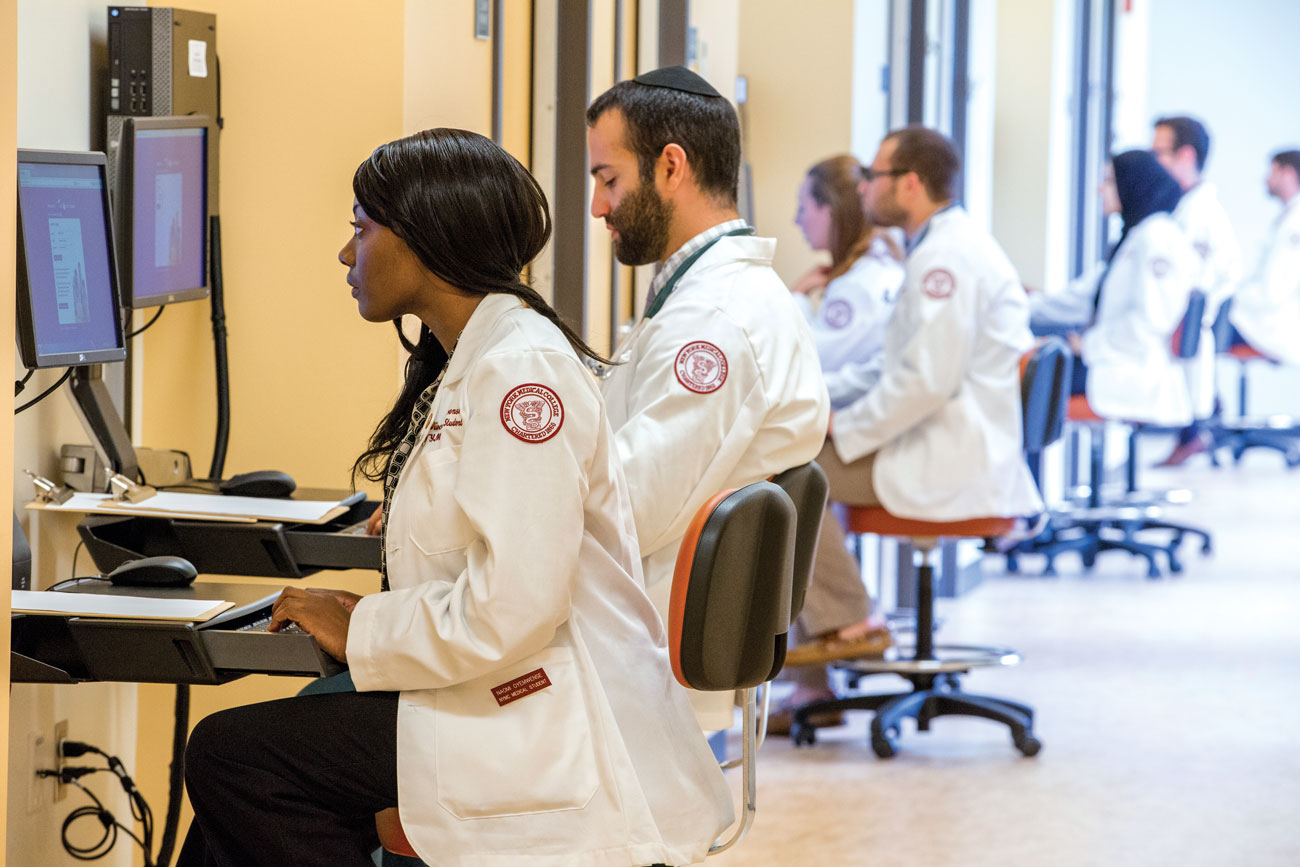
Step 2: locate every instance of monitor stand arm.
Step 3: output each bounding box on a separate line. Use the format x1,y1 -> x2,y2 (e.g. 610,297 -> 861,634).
68,364 -> 140,488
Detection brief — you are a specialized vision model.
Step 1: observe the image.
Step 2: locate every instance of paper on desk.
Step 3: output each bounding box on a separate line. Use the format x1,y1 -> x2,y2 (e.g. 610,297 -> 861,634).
12,590 -> 234,622
29,491 -> 349,524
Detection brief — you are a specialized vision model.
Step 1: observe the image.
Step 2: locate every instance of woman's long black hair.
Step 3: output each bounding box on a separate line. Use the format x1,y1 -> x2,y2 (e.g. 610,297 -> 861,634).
351,128 -> 610,485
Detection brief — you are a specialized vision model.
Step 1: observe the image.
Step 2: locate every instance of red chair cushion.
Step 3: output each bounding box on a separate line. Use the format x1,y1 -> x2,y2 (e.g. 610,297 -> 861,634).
844,506 -> 1016,539
1068,394 -> 1104,422
1229,343 -> 1269,362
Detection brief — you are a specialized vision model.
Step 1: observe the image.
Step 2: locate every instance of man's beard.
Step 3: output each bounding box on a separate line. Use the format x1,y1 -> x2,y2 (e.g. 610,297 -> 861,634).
866,189 -> 907,229
607,180 -> 674,266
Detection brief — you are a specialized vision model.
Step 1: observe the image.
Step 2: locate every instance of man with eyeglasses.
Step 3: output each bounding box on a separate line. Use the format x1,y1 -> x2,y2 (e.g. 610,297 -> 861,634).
782,127 -> 1041,684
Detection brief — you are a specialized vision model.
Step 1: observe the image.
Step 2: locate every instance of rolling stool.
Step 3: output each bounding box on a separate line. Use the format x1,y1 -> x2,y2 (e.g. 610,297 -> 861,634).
1026,292 -> 1214,577
376,479 -> 802,862
790,339 -> 1069,757
1215,343 -> 1300,465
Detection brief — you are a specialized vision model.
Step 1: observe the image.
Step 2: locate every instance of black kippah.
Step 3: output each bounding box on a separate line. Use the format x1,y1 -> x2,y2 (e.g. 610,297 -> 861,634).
632,66 -> 722,98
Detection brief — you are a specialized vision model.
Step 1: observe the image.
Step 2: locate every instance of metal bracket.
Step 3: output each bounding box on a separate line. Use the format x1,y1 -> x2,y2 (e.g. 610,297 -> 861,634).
24,469 -> 74,506
108,473 -> 156,504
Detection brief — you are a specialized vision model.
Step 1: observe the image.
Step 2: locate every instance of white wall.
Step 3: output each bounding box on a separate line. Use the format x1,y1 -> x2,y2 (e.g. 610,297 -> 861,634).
10,6 -> 138,864
1144,0 -> 1300,414
1146,0 -> 1299,264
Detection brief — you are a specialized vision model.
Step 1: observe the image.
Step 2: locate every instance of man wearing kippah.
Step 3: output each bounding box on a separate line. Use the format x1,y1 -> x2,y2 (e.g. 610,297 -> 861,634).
586,67 -> 831,731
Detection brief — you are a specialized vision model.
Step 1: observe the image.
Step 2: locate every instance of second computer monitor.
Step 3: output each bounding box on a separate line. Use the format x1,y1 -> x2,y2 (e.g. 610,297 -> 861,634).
115,115 -> 213,308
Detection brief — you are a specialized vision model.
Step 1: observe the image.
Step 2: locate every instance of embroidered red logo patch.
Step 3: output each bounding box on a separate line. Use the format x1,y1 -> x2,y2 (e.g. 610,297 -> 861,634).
1151,257 -> 1171,278
823,299 -> 853,330
675,341 -> 728,394
921,268 -> 956,299
491,668 -> 552,707
500,384 -> 564,443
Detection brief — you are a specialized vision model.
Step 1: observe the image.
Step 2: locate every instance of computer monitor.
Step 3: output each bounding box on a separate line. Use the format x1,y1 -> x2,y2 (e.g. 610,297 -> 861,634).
113,115 -> 213,308
16,149 -> 127,369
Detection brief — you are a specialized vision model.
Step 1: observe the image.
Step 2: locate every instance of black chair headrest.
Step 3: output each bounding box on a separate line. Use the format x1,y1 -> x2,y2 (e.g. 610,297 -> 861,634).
769,461 -> 828,622
1175,290 -> 1207,359
671,482 -> 796,692
1021,337 -> 1071,452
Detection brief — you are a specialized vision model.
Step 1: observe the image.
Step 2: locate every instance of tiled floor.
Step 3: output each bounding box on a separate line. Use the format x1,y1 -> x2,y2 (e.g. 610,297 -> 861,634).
710,446 -> 1300,867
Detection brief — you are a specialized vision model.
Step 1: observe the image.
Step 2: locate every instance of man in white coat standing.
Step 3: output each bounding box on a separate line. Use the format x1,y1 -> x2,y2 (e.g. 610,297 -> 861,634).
1229,150 -> 1300,364
1151,116 -> 1243,465
784,126 -> 1042,673
586,67 -> 830,731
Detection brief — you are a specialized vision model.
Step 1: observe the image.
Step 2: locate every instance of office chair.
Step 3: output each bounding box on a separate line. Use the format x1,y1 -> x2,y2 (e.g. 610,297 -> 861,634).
1016,292 -> 1214,577
1208,301 -> 1300,466
790,339 -> 1069,757
376,479 -> 803,861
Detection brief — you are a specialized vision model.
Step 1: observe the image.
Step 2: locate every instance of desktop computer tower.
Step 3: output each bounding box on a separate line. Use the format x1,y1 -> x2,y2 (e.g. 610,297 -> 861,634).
106,6 -> 218,206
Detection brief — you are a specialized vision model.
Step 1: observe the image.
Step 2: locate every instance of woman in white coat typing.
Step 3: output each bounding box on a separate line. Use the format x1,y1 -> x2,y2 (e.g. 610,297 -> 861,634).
790,154 -> 905,409
177,129 -> 731,867
1076,150 -> 1198,426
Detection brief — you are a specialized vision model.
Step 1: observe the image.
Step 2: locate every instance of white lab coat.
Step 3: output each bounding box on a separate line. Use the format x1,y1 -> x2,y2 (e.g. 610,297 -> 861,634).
347,294 -> 732,867
1229,197 -> 1300,364
830,206 -> 1043,521
791,238 -> 905,409
1173,183 -> 1243,417
1081,213 -> 1199,426
600,233 -> 830,729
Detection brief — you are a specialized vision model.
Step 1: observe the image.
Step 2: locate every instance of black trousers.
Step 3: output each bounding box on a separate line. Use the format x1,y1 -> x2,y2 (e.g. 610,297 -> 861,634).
177,690 -> 400,867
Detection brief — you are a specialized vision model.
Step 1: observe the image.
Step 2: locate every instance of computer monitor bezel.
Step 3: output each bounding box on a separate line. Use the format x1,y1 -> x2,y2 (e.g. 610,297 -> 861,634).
115,114 -> 215,309
16,148 -> 128,370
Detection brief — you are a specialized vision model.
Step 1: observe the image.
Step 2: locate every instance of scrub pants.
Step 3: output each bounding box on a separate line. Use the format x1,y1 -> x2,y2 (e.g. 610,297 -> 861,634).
788,441 -> 878,689
176,690 -> 400,867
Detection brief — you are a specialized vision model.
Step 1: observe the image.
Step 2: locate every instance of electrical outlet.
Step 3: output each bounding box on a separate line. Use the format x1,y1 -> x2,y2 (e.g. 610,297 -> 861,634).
53,720 -> 69,803
26,729 -> 57,814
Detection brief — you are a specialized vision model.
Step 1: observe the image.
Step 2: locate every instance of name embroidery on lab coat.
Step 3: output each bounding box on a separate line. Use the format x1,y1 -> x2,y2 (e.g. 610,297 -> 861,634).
491,667 -> 552,707
921,268 -> 956,300
500,384 -> 564,443
824,299 -> 853,330
1151,258 -> 1171,278
426,408 -> 462,443
675,341 -> 729,394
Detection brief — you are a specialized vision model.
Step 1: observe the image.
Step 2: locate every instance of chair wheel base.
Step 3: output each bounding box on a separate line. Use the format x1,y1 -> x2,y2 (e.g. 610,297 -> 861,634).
1015,734 -> 1042,757
790,722 -> 816,747
871,733 -> 897,758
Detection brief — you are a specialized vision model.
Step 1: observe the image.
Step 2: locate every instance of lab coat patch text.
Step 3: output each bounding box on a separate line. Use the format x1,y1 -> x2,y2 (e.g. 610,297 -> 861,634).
491,667 -> 552,707
824,299 -> 853,329
921,268 -> 956,299
500,384 -> 564,443
1151,257 -> 1171,278
675,341 -> 728,394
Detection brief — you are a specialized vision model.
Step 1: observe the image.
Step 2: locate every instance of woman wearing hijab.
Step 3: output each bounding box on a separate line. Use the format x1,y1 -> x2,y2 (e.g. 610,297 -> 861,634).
1075,149 -> 1199,426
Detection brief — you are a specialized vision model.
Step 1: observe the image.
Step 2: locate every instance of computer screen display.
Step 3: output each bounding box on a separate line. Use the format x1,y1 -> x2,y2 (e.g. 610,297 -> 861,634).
118,117 -> 210,307
16,151 -> 126,369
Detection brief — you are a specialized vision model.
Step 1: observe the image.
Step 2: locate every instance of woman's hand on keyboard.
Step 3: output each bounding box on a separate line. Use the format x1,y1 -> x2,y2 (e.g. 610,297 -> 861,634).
270,587 -> 352,662
304,587 -> 363,613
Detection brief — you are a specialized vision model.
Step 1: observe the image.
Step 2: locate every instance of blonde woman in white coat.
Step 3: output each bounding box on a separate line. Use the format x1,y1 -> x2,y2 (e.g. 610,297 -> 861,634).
177,130 -> 731,867
1077,150 -> 1198,427
790,154 -> 905,410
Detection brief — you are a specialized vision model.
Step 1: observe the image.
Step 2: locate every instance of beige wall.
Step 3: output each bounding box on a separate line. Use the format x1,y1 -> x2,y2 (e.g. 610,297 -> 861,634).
1,0 -> 16,859
738,0 -> 856,286
129,0 -> 408,850
991,0 -> 1073,290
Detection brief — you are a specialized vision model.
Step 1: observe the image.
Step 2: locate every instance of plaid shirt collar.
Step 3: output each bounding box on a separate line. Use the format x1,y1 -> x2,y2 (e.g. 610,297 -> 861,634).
646,219 -> 750,311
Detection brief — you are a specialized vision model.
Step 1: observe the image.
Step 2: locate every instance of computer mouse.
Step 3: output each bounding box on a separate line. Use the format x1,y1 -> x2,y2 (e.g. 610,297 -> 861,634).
107,556 -> 198,587
219,470 -> 297,499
